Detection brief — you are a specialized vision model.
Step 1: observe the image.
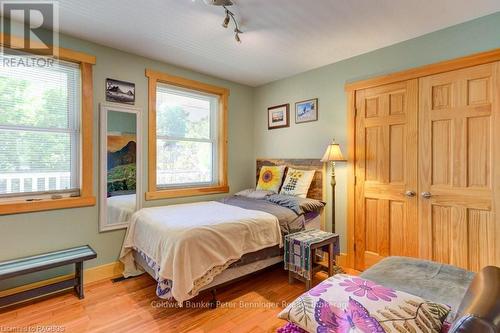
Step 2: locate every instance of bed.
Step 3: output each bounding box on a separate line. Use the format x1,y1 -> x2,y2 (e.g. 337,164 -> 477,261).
119,159 -> 325,303
107,194 -> 136,223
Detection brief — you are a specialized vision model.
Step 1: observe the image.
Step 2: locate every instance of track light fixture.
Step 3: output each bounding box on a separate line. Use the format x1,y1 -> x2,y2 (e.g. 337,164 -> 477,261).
204,0 -> 243,43
203,0 -> 233,5
222,10 -> 230,28
220,5 -> 242,43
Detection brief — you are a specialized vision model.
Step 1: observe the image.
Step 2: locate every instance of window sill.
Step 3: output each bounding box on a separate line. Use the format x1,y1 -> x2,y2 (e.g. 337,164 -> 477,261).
145,185 -> 229,200
0,196 -> 96,215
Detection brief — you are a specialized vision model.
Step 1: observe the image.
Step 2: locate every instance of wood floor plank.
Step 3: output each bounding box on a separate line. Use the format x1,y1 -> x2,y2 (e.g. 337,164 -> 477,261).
0,266 -> 358,332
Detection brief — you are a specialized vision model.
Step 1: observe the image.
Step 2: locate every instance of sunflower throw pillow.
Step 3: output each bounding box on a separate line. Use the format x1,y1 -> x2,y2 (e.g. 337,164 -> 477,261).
280,168 -> 315,198
256,165 -> 286,193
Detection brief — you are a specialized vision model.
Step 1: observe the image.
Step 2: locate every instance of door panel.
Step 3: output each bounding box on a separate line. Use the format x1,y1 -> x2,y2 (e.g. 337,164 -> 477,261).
419,63 -> 499,271
354,80 -> 418,271
431,120 -> 451,185
389,201 -> 406,255
468,117 -> 490,187
389,124 -> 405,183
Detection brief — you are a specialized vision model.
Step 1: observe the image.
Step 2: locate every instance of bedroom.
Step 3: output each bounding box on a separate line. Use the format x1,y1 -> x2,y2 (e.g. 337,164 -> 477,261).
0,1 -> 499,332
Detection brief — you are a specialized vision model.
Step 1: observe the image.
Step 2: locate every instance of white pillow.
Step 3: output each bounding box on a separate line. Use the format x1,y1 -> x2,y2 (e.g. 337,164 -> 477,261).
279,168 -> 315,198
235,188 -> 274,199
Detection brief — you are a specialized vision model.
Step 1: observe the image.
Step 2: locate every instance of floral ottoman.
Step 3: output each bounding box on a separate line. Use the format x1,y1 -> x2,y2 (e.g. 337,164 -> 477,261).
277,274 -> 450,333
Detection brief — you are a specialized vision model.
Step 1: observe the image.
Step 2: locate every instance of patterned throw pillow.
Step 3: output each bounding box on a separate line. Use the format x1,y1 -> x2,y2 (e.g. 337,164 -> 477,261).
278,274 -> 450,333
256,165 -> 286,193
280,168 -> 315,198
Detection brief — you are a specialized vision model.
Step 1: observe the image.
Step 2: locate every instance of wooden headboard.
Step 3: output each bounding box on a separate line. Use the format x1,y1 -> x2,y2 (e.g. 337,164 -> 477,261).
256,159 -> 325,201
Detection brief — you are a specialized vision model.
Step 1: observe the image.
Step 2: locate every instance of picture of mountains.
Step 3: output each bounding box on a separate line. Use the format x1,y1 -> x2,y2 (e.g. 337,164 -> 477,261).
107,136 -> 137,195
108,140 -> 136,169
106,78 -> 135,104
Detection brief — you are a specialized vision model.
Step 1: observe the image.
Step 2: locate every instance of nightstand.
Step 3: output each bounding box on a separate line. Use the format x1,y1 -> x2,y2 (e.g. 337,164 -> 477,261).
284,229 -> 340,290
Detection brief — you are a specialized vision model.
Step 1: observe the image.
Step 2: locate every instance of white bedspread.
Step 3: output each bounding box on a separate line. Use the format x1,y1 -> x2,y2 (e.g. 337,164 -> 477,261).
119,201 -> 282,302
107,194 -> 136,224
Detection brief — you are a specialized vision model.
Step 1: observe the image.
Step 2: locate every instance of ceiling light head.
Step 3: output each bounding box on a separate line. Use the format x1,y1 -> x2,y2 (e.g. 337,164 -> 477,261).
204,0 -> 233,6
222,11 -> 230,28
207,0 -> 242,44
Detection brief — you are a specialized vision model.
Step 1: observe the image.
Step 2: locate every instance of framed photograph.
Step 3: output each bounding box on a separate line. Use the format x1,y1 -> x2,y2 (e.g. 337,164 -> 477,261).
106,78 -> 135,105
267,104 -> 290,130
295,98 -> 318,123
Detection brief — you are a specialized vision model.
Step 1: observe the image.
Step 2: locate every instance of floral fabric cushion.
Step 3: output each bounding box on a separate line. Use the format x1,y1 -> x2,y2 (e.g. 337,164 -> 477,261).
256,165 -> 286,193
277,322 -> 308,333
278,274 -> 450,333
280,168 -> 315,198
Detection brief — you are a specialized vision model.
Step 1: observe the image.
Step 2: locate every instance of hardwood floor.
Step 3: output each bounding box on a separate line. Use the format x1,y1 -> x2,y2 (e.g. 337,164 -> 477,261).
0,266 -> 358,333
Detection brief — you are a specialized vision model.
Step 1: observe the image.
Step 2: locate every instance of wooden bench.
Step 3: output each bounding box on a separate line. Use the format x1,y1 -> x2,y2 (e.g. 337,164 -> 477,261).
0,245 -> 97,307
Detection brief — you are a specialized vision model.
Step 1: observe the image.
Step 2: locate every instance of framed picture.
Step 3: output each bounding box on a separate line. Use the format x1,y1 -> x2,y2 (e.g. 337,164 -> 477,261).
106,78 -> 135,105
295,98 -> 318,123
267,104 -> 290,130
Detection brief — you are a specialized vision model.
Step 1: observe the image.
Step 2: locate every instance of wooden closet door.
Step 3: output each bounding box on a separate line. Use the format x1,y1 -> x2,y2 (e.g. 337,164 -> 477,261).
419,62 -> 500,271
354,79 -> 418,271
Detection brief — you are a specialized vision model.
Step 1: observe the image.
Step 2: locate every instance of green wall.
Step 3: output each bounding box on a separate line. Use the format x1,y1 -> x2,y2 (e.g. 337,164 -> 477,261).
107,111 -> 137,134
253,12 -> 500,251
0,27 -> 256,290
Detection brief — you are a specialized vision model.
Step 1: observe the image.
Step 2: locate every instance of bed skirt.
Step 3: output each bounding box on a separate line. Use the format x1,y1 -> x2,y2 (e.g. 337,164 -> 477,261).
133,249 -> 283,300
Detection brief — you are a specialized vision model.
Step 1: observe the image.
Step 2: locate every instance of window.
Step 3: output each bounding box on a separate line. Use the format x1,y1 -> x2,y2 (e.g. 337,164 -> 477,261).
0,42 -> 95,214
156,84 -> 218,187
146,69 -> 228,200
0,55 -> 80,197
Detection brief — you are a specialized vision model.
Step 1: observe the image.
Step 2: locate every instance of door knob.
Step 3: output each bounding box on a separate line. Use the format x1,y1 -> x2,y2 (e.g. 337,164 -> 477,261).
421,191 -> 432,199
404,190 -> 416,197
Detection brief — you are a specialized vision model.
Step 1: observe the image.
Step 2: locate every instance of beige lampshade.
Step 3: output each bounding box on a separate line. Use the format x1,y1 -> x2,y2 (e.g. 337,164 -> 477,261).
321,142 -> 346,162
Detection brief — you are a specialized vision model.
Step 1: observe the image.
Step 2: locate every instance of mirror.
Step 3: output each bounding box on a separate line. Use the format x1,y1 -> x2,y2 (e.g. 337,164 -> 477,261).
99,104 -> 141,231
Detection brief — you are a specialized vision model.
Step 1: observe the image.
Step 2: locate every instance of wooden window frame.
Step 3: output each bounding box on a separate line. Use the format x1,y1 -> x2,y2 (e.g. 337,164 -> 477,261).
145,69 -> 229,200
0,34 -> 96,215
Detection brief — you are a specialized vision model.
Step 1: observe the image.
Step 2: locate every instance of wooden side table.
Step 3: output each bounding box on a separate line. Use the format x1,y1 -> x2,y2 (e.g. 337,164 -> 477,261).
286,231 -> 340,290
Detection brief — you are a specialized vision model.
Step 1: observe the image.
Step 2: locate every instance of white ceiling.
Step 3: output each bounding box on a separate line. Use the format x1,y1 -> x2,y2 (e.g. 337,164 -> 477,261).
39,1 -> 500,86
